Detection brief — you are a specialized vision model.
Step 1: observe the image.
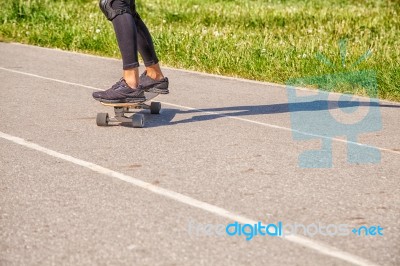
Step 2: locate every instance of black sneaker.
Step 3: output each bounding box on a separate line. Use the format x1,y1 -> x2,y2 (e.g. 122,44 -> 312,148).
92,79 -> 146,103
139,71 -> 169,94
92,78 -> 123,100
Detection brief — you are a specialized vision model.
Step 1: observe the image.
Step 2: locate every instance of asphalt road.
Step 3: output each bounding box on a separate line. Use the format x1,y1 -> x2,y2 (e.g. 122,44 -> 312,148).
0,43 -> 399,266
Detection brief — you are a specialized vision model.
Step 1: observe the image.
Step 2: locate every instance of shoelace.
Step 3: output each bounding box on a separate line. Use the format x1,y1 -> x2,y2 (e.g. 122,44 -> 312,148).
110,78 -> 124,90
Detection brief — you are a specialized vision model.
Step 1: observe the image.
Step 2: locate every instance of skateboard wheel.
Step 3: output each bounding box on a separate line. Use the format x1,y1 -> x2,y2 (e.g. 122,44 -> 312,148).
96,113 -> 109,126
132,114 -> 144,128
150,102 -> 161,114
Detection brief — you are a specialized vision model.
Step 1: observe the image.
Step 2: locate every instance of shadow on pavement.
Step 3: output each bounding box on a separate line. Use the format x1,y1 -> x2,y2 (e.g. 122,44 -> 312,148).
140,100 -> 400,128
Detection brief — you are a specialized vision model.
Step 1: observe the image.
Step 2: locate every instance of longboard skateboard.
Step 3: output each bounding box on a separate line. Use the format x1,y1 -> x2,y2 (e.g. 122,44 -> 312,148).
96,92 -> 161,128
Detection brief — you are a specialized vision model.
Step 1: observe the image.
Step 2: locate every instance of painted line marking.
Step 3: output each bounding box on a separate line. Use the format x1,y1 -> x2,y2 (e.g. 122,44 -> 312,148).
1,66 -> 399,156
0,131 -> 379,266
5,42 -> 400,105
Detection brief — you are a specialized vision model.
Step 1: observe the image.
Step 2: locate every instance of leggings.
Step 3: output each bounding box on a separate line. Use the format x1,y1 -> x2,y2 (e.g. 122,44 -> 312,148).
110,0 -> 159,69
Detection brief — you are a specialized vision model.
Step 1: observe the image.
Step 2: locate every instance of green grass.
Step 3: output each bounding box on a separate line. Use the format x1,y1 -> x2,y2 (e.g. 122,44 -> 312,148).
1,0 -> 399,101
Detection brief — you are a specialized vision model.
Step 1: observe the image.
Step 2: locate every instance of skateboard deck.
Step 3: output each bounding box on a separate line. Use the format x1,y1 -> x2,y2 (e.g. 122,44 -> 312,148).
99,92 -> 159,108
96,92 -> 161,128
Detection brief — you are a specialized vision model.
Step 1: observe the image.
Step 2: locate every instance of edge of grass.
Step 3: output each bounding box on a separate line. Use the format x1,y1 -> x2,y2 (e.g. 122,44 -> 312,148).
0,0 -> 399,101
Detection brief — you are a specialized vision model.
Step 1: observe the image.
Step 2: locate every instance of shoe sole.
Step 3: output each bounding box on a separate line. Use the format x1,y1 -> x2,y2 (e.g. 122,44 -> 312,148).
146,88 -> 169,94
93,97 -> 146,103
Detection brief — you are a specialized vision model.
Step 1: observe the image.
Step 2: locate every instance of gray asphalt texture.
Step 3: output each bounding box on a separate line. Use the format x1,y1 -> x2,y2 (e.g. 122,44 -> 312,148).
0,43 -> 399,266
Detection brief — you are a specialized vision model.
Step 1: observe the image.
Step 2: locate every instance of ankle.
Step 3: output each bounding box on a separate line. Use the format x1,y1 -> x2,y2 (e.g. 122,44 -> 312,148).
146,64 -> 164,80
147,71 -> 164,81
123,68 -> 139,88
125,80 -> 138,88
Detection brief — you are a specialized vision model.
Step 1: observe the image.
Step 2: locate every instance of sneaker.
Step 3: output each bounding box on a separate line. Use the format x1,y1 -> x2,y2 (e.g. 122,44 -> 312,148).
92,78 -> 123,100
92,79 -> 146,103
139,71 -> 169,94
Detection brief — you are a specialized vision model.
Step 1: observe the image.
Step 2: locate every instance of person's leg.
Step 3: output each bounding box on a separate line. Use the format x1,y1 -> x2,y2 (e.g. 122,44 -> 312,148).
111,0 -> 139,88
133,14 -> 169,93
132,11 -> 164,80
93,0 -> 144,102
111,16 -> 139,88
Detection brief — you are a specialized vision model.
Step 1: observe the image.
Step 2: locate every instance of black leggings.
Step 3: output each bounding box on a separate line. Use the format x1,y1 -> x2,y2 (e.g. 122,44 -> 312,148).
111,0 -> 159,69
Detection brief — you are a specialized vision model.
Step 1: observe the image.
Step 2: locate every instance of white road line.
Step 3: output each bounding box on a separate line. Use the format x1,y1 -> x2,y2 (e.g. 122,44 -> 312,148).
0,67 -> 99,90
6,42 -> 400,105
161,102 -> 400,156
1,66 -> 399,157
0,131 -> 379,266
